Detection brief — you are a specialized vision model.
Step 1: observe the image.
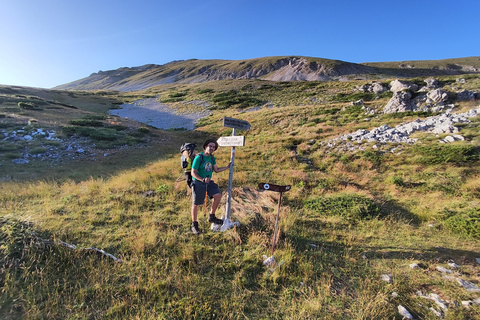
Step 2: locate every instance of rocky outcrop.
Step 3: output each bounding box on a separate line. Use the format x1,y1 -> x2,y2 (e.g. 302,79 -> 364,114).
383,91 -> 417,113
382,77 -> 478,114
325,106 -> 480,153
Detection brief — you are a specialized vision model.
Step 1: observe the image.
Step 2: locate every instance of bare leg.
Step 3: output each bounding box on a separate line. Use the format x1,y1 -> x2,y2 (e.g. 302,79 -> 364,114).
191,204 -> 199,222
210,193 -> 222,216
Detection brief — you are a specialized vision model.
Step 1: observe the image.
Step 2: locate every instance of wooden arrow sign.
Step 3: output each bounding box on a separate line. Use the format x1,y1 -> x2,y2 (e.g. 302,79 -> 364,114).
258,183 -> 291,193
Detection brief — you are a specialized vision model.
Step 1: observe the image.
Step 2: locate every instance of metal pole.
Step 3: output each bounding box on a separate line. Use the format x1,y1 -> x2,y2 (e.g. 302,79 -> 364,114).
225,128 -> 236,220
271,191 -> 283,255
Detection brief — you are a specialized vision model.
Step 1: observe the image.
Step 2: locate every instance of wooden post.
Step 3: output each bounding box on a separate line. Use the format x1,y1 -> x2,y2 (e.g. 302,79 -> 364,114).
258,183 -> 291,255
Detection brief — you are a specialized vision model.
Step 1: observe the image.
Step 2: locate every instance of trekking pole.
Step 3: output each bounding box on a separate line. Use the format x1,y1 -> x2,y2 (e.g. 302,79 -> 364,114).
204,181 -> 208,223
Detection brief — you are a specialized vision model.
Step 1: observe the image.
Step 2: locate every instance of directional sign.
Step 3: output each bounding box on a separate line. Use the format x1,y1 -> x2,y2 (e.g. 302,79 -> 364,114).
258,182 -> 291,255
223,117 -> 251,131
217,136 -> 245,147
258,183 -> 291,193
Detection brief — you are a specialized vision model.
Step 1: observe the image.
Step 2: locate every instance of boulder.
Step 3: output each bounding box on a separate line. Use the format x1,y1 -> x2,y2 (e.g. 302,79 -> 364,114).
371,82 -> 387,94
427,89 -> 449,104
358,82 -> 387,94
383,91 -> 416,114
457,89 -> 476,101
390,79 -> 418,93
424,78 -> 439,88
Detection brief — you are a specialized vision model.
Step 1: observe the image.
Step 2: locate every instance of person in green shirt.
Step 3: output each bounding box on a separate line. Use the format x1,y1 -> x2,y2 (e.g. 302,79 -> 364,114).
190,139 -> 231,235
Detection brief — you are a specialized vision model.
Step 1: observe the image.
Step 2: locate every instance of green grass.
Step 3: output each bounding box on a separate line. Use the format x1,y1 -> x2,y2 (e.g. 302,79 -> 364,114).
1,75 -> 480,319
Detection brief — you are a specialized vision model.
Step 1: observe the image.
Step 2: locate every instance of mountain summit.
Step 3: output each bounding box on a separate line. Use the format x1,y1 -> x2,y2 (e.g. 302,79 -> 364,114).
54,56 -> 480,92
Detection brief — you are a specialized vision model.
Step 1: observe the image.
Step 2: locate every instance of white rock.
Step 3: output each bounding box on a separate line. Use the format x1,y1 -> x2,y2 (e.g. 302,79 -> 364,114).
436,266 -> 452,274
398,305 -> 413,319
263,255 -> 275,267
457,278 -> 480,292
429,307 -> 444,318
381,274 -> 393,283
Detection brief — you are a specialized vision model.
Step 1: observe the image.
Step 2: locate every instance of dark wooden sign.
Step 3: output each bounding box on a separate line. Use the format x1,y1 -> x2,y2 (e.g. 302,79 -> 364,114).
258,183 -> 291,193
223,117 -> 251,131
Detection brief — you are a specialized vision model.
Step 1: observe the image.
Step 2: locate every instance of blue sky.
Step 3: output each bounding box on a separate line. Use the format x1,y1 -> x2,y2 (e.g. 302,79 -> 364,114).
1,0 -> 478,88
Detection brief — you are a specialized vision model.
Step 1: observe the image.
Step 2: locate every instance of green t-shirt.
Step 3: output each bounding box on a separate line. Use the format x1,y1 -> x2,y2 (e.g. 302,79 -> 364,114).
192,153 -> 216,181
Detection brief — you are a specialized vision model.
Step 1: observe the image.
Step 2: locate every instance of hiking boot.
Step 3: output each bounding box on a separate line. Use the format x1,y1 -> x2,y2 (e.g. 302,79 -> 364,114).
191,221 -> 201,235
208,214 -> 223,225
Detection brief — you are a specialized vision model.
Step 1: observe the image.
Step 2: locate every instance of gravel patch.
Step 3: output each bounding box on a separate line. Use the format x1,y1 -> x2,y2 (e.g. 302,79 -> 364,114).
109,98 -> 211,130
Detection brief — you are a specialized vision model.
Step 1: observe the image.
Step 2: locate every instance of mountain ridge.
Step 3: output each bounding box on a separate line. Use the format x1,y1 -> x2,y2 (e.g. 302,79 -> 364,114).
54,56 -> 480,92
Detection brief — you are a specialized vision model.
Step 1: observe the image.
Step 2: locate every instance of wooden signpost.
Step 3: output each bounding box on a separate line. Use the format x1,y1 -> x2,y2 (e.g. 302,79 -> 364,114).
258,183 -> 291,255
215,117 -> 250,232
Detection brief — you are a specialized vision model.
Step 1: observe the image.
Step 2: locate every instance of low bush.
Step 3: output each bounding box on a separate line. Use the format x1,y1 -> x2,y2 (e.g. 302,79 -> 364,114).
211,90 -> 263,109
138,127 -> 150,134
382,111 -> 433,120
70,119 -> 103,127
196,88 -> 214,94
330,92 -> 376,103
303,193 -> 381,220
362,150 -> 383,168
391,176 -> 405,186
18,102 -> 39,110
443,208 -> 480,239
61,126 -> 116,141
30,147 -> 48,155
412,144 -> 479,165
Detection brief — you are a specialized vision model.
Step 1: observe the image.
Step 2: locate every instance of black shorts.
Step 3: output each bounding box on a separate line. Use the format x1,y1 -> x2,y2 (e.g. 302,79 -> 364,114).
192,180 -> 221,205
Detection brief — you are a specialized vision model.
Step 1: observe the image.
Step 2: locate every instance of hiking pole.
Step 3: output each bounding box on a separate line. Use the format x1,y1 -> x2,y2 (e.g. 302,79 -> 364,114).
204,181 -> 208,227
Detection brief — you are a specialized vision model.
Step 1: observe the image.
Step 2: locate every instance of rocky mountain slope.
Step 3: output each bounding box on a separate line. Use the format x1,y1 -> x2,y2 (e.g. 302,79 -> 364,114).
54,56 -> 480,92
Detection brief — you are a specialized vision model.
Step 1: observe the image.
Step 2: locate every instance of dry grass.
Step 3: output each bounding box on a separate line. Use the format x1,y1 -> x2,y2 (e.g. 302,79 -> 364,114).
1,76 -> 480,319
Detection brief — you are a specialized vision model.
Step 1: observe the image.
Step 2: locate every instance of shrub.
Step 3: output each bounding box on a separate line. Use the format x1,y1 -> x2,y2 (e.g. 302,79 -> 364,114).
70,119 -> 103,127
61,126 -> 117,141
156,184 -> 169,195
196,88 -> 214,94
211,90 -> 263,109
412,144 -> 479,165
382,111 -> 433,120
18,102 -> 38,110
331,92 -> 376,103
391,176 -> 405,187
303,193 -> 381,220
162,92 -> 187,103
313,107 -> 340,116
443,208 -> 480,239
362,150 -> 383,168
88,128 -> 117,141
30,147 -> 47,155
138,127 -> 150,134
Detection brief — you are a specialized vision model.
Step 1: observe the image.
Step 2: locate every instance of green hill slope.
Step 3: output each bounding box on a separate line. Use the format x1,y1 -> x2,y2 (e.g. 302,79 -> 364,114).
1,74 -> 480,319
54,56 -> 480,92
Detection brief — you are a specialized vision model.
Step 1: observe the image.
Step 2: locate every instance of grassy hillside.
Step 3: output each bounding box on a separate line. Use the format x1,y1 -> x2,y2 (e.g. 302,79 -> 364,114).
1,75 -> 480,319
55,56 -> 480,92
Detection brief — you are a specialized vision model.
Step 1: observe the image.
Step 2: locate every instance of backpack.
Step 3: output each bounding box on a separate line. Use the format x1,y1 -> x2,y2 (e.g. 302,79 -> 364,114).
180,143 -> 197,169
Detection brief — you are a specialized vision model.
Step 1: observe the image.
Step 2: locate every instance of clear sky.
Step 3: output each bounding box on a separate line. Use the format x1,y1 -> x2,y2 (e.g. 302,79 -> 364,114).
1,0 -> 478,88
